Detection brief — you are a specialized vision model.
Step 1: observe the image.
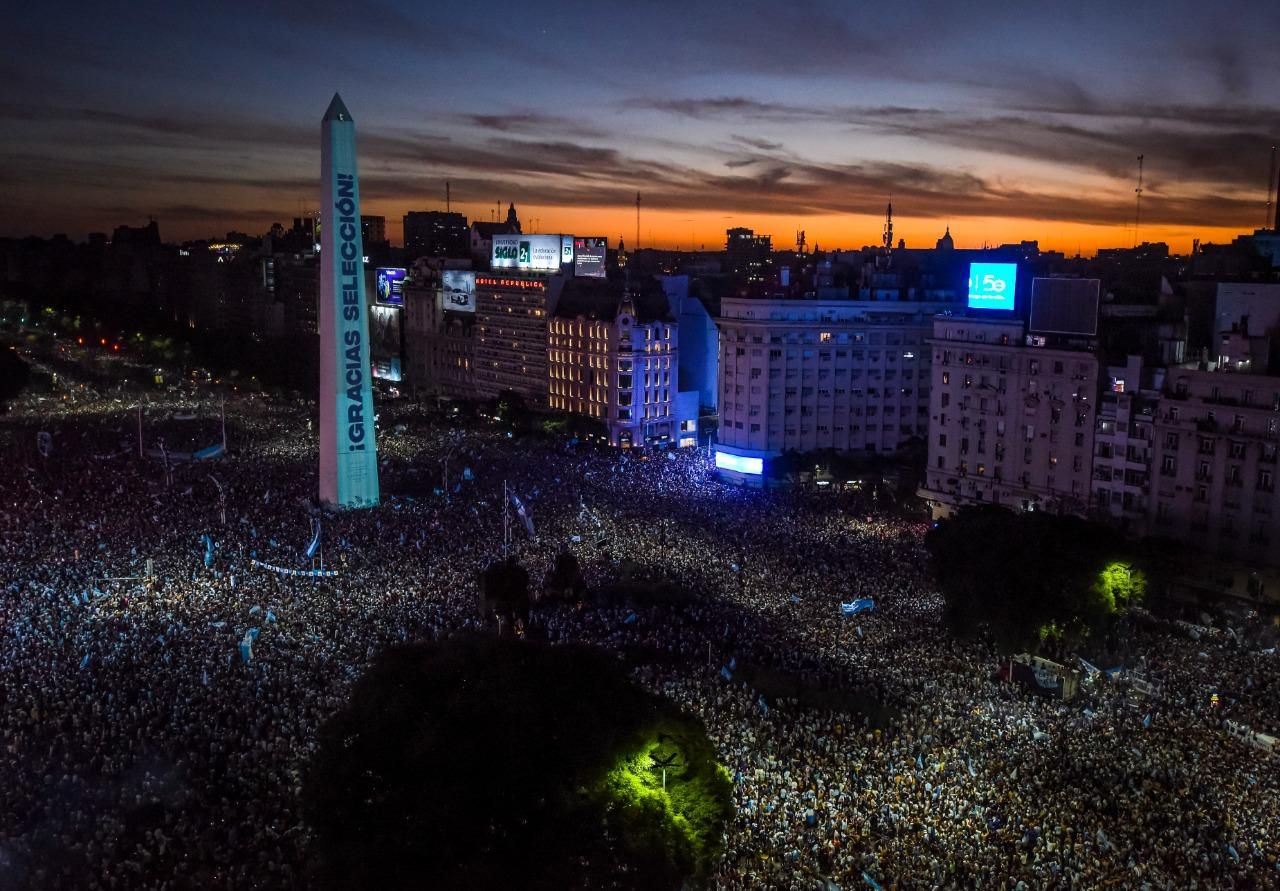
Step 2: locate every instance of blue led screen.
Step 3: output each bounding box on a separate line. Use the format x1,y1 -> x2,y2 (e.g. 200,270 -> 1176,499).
967,262 -> 1017,311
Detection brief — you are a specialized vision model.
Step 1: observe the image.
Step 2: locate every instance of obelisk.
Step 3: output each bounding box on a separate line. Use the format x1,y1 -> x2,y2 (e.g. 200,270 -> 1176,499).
319,93 -> 379,508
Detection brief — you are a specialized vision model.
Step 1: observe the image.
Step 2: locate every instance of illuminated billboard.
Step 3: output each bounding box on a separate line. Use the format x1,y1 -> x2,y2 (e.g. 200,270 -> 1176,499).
491,234 -> 565,272
369,304 -> 402,382
561,235 -> 575,265
441,270 -> 476,313
715,450 -> 763,475
574,237 -> 608,278
967,262 -> 1017,311
375,267 -> 405,306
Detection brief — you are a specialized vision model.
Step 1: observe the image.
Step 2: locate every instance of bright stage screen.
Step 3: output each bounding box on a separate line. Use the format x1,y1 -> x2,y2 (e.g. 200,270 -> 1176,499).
967,262 -> 1017,311
715,451 -> 763,475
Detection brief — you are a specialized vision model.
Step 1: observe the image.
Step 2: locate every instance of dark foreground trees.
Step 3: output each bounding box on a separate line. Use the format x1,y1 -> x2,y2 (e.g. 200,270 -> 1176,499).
303,637 -> 732,891
927,506 -> 1147,651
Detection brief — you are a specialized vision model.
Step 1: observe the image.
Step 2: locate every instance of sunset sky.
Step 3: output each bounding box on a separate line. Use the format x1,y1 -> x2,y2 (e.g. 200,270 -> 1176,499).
3,0 -> 1278,254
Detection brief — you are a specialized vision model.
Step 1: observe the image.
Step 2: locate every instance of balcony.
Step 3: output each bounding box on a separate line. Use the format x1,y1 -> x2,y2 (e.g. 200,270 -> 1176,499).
1195,419 -> 1219,433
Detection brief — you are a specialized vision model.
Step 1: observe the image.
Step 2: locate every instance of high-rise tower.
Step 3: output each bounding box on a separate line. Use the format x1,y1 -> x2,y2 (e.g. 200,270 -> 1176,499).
319,93 -> 379,508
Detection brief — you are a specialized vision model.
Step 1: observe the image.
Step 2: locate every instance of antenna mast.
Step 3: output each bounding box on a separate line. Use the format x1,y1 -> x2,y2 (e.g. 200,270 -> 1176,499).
1269,145 -> 1278,230
446,181 -> 451,214
1134,155 -> 1144,248
635,193 -> 642,251
883,200 -> 893,252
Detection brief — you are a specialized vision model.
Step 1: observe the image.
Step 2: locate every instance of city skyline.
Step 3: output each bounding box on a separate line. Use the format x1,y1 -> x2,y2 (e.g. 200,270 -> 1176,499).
4,0 -> 1279,254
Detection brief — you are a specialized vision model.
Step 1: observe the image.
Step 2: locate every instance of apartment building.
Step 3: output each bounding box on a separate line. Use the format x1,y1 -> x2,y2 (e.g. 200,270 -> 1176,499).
548,276 -> 693,447
714,297 -> 945,482
402,272 -> 477,400
1147,367 -> 1280,562
1091,355 -> 1161,527
919,316 -> 1099,517
474,273 -> 564,406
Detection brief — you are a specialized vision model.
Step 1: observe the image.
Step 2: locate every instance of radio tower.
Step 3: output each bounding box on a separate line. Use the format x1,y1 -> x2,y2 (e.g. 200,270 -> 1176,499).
635,193 -> 642,250
883,200 -> 893,251
1133,155 -> 1144,248
1266,145 -> 1277,230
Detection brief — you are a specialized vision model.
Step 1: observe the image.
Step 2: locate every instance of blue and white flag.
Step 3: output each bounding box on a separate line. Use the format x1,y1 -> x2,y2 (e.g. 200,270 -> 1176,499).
200,534 -> 215,568
265,611 -> 276,623
510,492 -> 535,538
1226,844 -> 1240,863
840,598 -> 875,616
757,695 -> 769,716
789,593 -> 801,604
720,665 -> 733,681
862,872 -> 884,891
916,753 -> 923,770
80,654 -> 90,670
623,612 -> 637,625
462,467 -> 473,481
1142,713 -> 1152,729
305,518 -> 321,559
249,605 -> 262,616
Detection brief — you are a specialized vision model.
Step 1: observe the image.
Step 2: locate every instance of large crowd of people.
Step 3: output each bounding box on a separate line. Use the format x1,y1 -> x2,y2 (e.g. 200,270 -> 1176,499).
1,382 -> 1277,889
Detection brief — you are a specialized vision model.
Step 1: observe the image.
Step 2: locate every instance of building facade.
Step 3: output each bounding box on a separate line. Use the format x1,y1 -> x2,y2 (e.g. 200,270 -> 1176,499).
402,270 -> 477,400
474,273 -> 562,405
403,211 -> 469,261
714,297 -> 944,481
1147,367 -> 1280,563
547,277 -> 686,447
919,316 -> 1099,517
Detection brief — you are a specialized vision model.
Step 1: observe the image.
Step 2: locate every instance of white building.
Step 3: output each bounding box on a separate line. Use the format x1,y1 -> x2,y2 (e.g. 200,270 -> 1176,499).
714,297 -> 946,483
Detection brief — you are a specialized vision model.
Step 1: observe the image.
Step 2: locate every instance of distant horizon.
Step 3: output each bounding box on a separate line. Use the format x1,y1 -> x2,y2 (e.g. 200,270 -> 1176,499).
9,214 -> 1266,261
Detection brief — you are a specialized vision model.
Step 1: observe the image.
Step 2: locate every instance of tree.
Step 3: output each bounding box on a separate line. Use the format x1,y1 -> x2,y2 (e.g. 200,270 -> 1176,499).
927,506 -> 1143,652
543,549 -> 587,601
302,638 -> 732,890
480,558 -> 530,632
0,349 -> 31,409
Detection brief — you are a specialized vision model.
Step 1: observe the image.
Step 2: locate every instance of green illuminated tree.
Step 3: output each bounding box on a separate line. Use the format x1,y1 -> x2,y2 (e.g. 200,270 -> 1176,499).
303,637 -> 731,890
927,506 -> 1144,651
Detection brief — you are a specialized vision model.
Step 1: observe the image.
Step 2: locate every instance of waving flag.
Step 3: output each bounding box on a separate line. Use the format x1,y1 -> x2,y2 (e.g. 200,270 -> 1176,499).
305,517 -> 321,559
840,598 -> 875,616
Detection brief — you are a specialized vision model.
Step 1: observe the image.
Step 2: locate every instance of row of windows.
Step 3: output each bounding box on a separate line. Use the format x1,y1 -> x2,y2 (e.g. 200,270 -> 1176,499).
723,330 -> 918,346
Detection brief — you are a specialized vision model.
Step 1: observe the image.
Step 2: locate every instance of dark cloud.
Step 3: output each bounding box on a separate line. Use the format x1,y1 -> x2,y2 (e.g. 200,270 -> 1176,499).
732,134 -> 783,151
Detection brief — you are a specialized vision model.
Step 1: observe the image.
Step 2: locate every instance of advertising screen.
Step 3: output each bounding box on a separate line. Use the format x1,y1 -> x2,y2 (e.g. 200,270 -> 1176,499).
441,270 -> 477,313
967,262 -> 1017,311
715,450 -> 763,475
375,267 -> 405,306
561,235 -> 575,265
1029,277 -> 1100,335
369,304 -> 402,382
491,234 -> 565,272
574,237 -> 608,278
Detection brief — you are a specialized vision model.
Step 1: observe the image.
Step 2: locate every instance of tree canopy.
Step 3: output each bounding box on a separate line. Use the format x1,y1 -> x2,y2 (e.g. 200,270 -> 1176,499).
926,506 -> 1145,651
303,637 -> 732,890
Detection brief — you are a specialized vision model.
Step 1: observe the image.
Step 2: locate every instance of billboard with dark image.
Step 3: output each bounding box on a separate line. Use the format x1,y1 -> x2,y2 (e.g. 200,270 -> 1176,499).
369,304 -> 403,381
573,237 -> 608,278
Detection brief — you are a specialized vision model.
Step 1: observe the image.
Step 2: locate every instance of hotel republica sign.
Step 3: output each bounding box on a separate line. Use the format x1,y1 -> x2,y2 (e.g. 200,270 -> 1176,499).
318,93 -> 379,508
